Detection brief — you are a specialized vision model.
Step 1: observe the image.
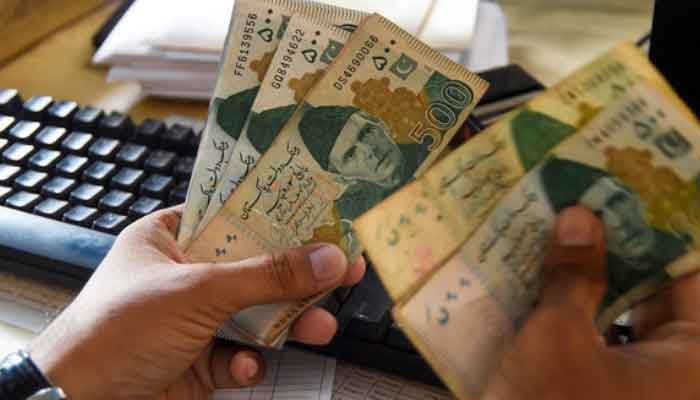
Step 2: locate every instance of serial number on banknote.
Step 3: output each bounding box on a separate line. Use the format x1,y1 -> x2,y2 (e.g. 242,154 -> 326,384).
235,13 -> 260,76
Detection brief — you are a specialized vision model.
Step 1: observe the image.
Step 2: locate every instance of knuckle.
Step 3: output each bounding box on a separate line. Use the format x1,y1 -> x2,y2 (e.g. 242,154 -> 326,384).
263,252 -> 302,294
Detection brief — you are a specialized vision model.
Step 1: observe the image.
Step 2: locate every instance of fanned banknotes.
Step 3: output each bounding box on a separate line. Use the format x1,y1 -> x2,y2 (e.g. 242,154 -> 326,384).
388,82 -> 700,400
354,43 -> 696,303
195,13 -> 364,236
178,0 -> 364,248
185,14 -> 488,346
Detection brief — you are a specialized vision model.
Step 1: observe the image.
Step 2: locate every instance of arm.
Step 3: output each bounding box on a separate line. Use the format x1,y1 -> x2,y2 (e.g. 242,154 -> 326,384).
25,207 -> 365,400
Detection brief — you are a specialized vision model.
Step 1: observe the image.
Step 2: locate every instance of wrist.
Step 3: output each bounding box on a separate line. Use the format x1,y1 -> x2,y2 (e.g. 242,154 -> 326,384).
0,350 -> 62,400
30,331 -> 89,400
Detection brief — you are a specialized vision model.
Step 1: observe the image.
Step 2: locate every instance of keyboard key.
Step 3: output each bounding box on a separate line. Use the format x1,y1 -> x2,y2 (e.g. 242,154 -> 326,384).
0,164 -> 21,185
128,196 -> 163,219
144,150 -> 176,174
69,183 -> 105,206
3,143 -> 35,165
8,120 -> 41,142
385,324 -> 415,352
0,186 -> 12,202
0,115 -> 14,135
13,170 -> 49,192
188,128 -> 203,153
21,95 -> 53,121
0,139 -> 7,152
0,89 -> 22,116
61,131 -> 94,154
34,198 -> 70,219
46,100 -> 79,128
345,311 -> 391,342
72,106 -> 103,132
163,124 -> 193,153
93,212 -> 130,234
133,118 -> 164,146
336,267 -> 392,334
174,156 -> 195,181
35,126 -> 67,148
63,205 -> 98,227
98,190 -> 135,213
168,181 -> 188,205
115,142 -> 148,167
55,154 -> 89,178
41,176 -> 77,199
88,137 -> 121,160
28,149 -> 62,172
140,174 -> 174,200
5,191 -> 41,211
99,111 -> 134,139
83,161 -> 117,184
110,167 -> 145,191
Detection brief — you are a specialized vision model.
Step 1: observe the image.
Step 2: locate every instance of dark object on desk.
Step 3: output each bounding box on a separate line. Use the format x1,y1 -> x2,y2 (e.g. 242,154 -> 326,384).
0,74 -> 536,385
650,1 -> 700,114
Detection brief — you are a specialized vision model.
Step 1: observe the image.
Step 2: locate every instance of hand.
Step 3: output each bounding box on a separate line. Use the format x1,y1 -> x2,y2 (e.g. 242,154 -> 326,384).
29,207 -> 366,400
483,206 -> 700,400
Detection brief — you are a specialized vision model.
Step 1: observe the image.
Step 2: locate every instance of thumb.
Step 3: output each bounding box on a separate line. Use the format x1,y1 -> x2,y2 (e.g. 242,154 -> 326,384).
539,206 -> 608,323
204,244 -> 349,310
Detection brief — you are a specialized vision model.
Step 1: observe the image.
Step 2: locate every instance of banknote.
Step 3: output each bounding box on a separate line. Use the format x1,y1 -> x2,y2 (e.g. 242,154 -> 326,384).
392,82 -> 700,400
185,14 -> 489,346
354,43 -> 696,303
178,0 -> 363,248
195,14 -> 363,236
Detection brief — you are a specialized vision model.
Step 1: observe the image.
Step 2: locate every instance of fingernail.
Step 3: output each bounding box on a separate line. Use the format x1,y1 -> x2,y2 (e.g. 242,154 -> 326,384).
242,357 -> 258,380
557,209 -> 594,247
310,245 -> 346,284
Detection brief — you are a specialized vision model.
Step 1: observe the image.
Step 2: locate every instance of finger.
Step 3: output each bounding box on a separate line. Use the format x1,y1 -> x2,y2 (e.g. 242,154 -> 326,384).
342,256 -> 366,287
210,345 -> 265,388
110,205 -> 188,264
631,271 -> 700,338
539,206 -> 607,324
290,307 -> 337,345
204,244 -> 349,310
125,205 -> 183,236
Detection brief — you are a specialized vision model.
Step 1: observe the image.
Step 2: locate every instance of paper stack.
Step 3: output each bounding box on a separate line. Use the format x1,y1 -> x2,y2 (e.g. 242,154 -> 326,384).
93,0 -> 507,100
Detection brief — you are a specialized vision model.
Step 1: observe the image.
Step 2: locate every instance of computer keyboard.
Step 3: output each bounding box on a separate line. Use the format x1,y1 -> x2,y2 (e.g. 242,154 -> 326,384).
0,67 -> 544,386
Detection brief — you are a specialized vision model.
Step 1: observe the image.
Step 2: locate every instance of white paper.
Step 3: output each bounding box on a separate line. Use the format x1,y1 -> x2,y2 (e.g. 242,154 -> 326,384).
212,349 -> 336,400
332,362 -> 453,400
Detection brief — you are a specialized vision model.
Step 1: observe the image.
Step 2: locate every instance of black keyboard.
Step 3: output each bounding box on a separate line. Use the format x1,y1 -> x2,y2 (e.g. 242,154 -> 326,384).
0,69 -> 546,386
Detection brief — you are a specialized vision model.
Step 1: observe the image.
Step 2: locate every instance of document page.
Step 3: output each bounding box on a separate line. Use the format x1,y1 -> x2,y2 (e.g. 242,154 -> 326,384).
332,362 -> 453,400
212,349 -> 336,400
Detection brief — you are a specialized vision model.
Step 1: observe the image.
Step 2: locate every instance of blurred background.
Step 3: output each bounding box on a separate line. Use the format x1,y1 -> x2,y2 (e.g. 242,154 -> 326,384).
0,0 -> 654,108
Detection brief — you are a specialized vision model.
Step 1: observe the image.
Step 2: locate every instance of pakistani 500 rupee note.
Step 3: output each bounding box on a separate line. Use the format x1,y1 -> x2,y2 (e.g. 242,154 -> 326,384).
393,82 -> 700,400
195,13 -> 364,236
354,43 -> 697,303
185,14 -> 488,346
178,0 -> 362,248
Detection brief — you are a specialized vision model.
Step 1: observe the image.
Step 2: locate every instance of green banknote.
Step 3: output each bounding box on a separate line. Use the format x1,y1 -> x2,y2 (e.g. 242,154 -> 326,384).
178,0 -> 362,248
185,14 -> 488,346
354,43 -> 696,304
393,82 -> 700,400
195,13 -> 364,236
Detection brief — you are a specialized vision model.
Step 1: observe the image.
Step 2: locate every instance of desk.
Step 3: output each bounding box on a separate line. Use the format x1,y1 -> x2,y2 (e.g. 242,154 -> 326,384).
0,1 -> 652,355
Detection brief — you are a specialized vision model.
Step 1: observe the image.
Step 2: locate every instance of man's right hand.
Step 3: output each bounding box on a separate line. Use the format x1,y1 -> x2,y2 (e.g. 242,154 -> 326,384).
483,206 -> 700,400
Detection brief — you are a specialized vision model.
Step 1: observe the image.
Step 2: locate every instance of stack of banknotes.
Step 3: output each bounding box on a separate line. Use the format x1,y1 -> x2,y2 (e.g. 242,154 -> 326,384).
355,44 -> 700,399
176,0 -> 700,398
177,0 -> 489,348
